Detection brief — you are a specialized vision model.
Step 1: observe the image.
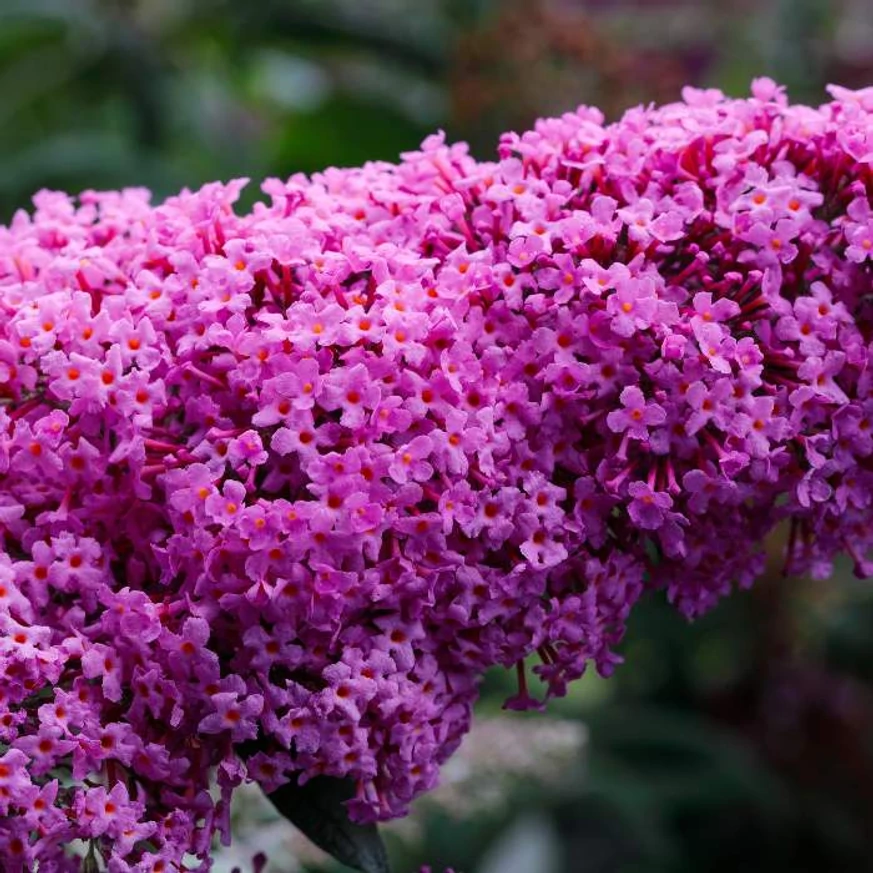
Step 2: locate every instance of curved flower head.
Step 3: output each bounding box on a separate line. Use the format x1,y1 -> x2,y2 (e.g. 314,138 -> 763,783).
1,81 -> 872,868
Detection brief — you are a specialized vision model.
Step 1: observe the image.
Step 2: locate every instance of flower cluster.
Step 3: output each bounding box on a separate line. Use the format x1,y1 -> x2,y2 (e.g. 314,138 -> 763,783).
1,79 -> 872,869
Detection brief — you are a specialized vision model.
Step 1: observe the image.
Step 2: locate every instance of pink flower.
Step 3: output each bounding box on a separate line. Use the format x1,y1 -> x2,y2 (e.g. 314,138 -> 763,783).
845,196 -> 873,262
1,80 -> 873,870
606,276 -> 659,336
199,688 -> 264,742
742,217 -> 800,264
628,481 -> 674,530
388,435 -> 434,484
606,386 -> 667,441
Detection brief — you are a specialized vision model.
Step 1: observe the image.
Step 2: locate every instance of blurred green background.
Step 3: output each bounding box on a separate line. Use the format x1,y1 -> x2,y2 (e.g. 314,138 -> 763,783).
3,1 -> 873,871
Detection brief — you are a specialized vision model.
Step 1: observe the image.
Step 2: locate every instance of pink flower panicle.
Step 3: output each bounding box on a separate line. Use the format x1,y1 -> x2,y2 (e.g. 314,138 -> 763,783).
1,79 -> 873,868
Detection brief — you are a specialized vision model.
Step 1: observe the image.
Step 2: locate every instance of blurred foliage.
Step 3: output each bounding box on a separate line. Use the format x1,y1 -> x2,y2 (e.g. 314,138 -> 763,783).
381,571 -> 873,873
1,0 -> 872,219
2,2 -> 873,871
0,0 -> 458,217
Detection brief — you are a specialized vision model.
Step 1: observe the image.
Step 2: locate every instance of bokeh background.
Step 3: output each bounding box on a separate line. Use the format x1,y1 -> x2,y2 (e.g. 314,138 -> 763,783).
3,1 -> 873,871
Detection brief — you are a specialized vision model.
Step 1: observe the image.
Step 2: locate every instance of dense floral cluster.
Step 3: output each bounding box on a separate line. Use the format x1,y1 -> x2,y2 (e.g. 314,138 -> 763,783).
1,79 -> 872,869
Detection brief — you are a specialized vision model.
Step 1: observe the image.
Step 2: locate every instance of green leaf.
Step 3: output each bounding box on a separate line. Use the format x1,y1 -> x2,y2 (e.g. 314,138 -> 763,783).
82,841 -> 100,873
266,775 -> 390,873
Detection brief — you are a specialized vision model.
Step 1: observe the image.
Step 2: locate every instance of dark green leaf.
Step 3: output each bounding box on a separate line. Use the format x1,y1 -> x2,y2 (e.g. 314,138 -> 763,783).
82,842 -> 100,873
266,775 -> 390,873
